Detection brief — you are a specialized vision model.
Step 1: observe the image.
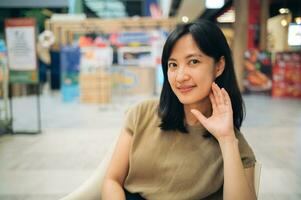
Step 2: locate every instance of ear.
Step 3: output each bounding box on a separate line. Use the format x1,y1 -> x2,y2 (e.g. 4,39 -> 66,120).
214,56 -> 225,78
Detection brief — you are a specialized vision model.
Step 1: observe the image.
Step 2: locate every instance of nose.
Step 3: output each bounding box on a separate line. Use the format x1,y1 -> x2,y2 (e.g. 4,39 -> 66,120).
175,66 -> 189,82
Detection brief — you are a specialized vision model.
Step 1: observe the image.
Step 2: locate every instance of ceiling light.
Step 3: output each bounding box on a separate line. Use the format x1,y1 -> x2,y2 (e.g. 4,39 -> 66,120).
279,8 -> 290,14
205,0 -> 224,9
182,16 -> 189,23
295,17 -> 301,24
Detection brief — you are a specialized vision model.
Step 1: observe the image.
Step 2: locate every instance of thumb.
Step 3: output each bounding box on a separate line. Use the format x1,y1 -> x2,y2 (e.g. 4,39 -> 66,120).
190,109 -> 208,126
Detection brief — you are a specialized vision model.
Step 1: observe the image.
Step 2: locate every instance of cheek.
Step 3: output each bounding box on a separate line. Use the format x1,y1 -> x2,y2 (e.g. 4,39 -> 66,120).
192,70 -> 215,93
167,71 -> 174,84
194,67 -> 215,82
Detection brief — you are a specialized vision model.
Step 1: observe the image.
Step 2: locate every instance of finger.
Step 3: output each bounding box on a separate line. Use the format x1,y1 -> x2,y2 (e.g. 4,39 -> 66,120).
221,88 -> 232,110
190,109 -> 208,126
209,92 -> 217,111
220,88 -> 228,105
212,83 -> 223,106
211,83 -> 220,105
215,83 -> 225,106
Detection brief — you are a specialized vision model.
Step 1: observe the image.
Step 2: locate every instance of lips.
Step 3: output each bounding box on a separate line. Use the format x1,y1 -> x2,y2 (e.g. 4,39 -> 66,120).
177,85 -> 196,93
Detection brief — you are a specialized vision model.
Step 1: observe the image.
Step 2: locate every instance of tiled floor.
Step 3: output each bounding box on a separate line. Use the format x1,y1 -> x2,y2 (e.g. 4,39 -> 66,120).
0,92 -> 300,200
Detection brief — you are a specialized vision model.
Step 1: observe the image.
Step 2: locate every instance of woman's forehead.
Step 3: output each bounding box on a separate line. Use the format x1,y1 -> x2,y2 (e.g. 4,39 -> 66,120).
171,34 -> 204,53
169,40 -> 206,60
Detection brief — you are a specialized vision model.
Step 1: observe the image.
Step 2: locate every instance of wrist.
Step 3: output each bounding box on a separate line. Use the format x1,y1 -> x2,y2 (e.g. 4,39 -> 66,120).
218,136 -> 239,158
217,133 -> 238,147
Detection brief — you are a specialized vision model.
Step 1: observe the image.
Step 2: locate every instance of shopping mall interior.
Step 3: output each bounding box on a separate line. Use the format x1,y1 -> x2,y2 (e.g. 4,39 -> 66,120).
0,0 -> 300,200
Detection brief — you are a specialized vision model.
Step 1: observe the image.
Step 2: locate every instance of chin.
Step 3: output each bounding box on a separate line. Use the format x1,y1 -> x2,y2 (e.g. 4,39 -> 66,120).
175,92 -> 209,106
176,95 -> 200,105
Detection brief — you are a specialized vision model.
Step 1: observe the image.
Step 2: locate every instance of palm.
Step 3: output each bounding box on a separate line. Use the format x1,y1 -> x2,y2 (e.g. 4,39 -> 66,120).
204,103 -> 233,138
191,83 -> 234,140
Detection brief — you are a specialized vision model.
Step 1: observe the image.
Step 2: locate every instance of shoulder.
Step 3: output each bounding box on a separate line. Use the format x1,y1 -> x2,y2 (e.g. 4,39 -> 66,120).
124,99 -> 160,136
126,99 -> 159,116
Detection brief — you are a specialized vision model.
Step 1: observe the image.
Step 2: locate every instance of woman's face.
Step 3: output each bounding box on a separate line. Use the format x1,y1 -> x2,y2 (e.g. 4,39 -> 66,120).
167,34 -> 220,105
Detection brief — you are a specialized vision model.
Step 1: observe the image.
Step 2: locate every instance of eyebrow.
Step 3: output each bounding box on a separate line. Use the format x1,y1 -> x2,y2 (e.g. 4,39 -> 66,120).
168,54 -> 203,61
186,54 -> 203,59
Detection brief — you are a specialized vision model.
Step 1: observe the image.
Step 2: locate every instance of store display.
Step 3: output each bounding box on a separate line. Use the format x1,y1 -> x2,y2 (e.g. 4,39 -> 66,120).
244,49 -> 272,93
80,69 -> 111,104
113,32 -> 154,66
272,52 -> 301,98
111,66 -> 156,96
118,46 -> 153,66
80,46 -> 113,72
43,18 -> 173,103
80,46 -> 113,104
60,45 -> 80,102
111,32 -> 152,47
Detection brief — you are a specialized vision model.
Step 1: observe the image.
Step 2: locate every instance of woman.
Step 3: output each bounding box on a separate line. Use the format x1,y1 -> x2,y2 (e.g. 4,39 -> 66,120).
102,19 -> 257,200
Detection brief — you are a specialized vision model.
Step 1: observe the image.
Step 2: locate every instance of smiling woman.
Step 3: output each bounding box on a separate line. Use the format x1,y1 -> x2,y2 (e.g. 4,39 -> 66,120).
159,20 -> 244,134
167,34 -> 222,114
101,19 -> 257,200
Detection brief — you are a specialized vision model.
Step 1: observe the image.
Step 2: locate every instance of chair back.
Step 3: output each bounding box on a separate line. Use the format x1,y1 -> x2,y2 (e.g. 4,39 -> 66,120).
254,162 -> 262,196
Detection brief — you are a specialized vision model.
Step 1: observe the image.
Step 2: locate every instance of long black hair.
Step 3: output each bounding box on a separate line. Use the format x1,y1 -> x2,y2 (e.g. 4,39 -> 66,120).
158,19 -> 245,134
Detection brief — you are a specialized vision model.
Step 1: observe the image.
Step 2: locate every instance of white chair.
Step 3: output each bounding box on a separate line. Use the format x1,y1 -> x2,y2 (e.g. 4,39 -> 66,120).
60,138 -> 117,200
60,146 -> 262,200
254,162 -> 262,197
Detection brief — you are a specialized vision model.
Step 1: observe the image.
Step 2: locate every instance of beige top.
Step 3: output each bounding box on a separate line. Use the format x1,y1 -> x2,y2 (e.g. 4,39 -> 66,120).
123,99 -> 256,200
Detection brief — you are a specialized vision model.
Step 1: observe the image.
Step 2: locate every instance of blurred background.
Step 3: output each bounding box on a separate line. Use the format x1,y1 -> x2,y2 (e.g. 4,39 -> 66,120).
0,0 -> 300,199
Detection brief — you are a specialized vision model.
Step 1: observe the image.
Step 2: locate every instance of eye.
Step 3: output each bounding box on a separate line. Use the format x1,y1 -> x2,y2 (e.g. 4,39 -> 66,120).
168,62 -> 177,68
189,59 -> 200,65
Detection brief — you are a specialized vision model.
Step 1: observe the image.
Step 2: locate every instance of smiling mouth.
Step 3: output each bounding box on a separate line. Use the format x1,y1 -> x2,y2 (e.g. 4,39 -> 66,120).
178,86 -> 196,93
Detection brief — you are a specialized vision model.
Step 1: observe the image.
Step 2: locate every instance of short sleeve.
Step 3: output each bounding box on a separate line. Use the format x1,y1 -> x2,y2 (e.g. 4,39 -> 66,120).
123,106 -> 137,136
122,99 -> 158,137
235,130 -> 256,168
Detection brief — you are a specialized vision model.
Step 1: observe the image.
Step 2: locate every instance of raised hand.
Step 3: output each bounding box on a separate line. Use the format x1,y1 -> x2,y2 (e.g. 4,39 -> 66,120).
191,82 -> 235,141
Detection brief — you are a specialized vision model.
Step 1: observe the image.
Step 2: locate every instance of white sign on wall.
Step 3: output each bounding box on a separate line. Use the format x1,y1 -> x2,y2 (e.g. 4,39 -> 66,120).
288,23 -> 301,46
5,26 -> 36,71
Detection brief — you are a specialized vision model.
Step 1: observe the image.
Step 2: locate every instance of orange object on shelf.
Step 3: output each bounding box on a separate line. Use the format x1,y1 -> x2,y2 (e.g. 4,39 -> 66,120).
272,52 -> 301,98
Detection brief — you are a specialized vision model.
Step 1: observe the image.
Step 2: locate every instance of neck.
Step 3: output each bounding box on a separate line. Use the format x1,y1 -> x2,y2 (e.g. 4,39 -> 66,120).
184,97 -> 212,126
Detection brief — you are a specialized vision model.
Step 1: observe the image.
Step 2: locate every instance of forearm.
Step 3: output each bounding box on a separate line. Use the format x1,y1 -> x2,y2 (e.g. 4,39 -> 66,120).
101,179 -> 126,200
218,135 -> 256,200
